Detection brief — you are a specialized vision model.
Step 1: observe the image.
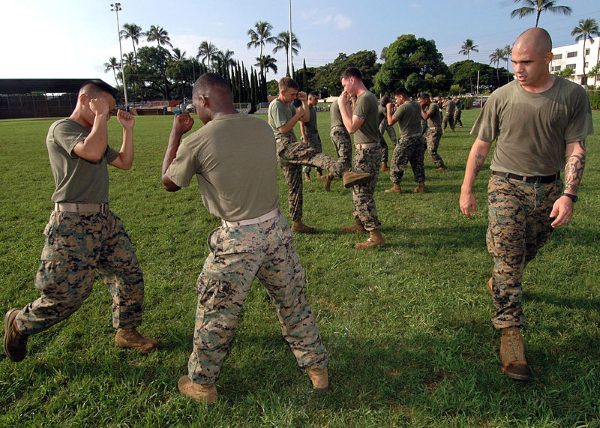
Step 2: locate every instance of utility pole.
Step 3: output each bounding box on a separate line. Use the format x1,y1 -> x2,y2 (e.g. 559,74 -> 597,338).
110,3 -> 129,108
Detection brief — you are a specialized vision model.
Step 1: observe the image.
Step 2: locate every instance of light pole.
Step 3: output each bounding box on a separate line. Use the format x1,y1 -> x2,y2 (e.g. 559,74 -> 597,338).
288,0 -> 293,79
110,2 -> 128,107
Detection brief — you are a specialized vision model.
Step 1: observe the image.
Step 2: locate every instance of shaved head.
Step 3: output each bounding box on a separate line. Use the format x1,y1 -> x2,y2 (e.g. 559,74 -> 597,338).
514,27 -> 552,55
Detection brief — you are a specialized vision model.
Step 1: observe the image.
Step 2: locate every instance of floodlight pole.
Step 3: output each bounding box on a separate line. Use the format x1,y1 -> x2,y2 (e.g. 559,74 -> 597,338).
288,0 -> 293,79
111,2 -> 129,108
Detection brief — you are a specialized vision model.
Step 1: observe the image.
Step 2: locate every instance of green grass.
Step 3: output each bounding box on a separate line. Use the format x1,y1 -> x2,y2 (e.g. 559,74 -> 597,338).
0,109 -> 599,427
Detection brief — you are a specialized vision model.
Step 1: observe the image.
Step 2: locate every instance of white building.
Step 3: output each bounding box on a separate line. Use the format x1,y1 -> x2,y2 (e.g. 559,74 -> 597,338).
550,36 -> 600,86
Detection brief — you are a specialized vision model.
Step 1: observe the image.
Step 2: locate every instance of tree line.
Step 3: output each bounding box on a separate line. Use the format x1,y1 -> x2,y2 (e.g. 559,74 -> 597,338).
104,1 -> 599,106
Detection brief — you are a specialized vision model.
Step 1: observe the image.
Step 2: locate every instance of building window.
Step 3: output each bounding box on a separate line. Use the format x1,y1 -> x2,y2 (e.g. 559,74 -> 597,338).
585,48 -> 590,55
567,51 -> 577,58
554,53 -> 563,60
585,62 -> 589,68
552,65 -> 562,71
566,64 -> 576,70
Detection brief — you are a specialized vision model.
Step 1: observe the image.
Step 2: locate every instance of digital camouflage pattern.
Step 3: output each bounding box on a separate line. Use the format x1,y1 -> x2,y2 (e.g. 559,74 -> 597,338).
276,135 -> 345,221
302,133 -> 323,176
390,135 -> 426,185
424,128 -> 446,168
378,119 -> 396,165
352,146 -> 382,231
16,210 -> 144,335
486,175 -> 561,329
188,213 -> 328,384
330,125 -> 352,172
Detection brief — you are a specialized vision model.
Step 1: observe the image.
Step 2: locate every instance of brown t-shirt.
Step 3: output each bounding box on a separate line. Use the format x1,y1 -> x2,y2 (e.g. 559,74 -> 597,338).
166,114 -> 279,221
353,90 -> 379,144
47,118 -> 118,203
472,77 -> 594,176
392,100 -> 423,139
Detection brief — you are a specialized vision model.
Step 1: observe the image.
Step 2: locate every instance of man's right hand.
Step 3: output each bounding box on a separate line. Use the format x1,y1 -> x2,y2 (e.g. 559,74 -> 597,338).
89,97 -> 110,117
173,113 -> 194,135
459,190 -> 478,218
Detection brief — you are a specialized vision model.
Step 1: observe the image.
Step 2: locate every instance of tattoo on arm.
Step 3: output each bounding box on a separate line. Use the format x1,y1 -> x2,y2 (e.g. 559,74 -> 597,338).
474,153 -> 485,176
564,146 -> 586,195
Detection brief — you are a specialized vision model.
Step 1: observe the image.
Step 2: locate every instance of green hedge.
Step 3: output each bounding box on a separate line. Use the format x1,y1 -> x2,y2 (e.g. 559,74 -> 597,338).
587,90 -> 600,110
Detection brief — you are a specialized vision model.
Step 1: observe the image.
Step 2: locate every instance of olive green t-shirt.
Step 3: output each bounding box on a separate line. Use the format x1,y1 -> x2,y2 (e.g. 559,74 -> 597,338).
472,77 -> 594,176
426,103 -> 442,128
392,100 -> 423,138
47,118 -> 118,203
305,106 -> 319,137
166,114 -> 279,221
353,90 -> 379,144
330,100 -> 344,128
377,104 -> 386,127
268,98 -> 297,141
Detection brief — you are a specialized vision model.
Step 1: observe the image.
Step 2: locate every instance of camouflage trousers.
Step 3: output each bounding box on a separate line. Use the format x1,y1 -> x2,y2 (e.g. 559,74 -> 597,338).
378,122 -> 397,164
390,134 -> 426,185
454,110 -> 463,127
487,175 -> 561,329
352,145 -> 382,231
276,135 -> 344,221
15,210 -> 144,335
188,212 -> 328,384
425,127 -> 446,168
302,133 -> 323,175
330,125 -> 352,172
443,113 -> 455,130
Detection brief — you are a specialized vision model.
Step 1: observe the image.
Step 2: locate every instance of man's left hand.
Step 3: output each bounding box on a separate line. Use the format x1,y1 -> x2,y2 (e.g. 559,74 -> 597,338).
550,195 -> 574,228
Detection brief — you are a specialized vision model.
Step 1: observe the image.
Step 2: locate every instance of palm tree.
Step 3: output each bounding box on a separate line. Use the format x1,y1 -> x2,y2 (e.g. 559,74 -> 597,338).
255,55 -> 278,77
272,31 -> 301,76
120,23 -> 143,63
104,57 -> 120,87
502,44 -> 513,83
145,25 -> 173,48
459,39 -> 479,60
172,48 -> 186,62
489,48 -> 507,84
510,0 -> 572,28
122,52 -> 136,67
214,49 -> 236,70
197,41 -> 219,69
247,21 -> 276,78
571,18 -> 600,86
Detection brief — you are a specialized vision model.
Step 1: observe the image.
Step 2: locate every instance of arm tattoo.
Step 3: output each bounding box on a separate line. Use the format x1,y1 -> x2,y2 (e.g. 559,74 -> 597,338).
474,153 -> 485,176
564,144 -> 586,195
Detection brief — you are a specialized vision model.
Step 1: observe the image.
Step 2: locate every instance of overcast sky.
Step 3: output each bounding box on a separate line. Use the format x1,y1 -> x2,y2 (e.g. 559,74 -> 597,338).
2,0 -> 599,86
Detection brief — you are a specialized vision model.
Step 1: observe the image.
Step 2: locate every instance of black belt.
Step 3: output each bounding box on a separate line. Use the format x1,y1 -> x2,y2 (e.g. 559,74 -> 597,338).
492,171 -> 559,184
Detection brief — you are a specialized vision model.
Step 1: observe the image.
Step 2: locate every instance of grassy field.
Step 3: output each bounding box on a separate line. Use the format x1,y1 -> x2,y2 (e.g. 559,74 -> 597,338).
0,109 -> 599,427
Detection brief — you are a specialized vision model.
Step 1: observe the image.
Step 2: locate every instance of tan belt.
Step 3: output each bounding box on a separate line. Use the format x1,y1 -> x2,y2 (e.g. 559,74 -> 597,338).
355,143 -> 379,149
221,207 -> 279,228
54,202 -> 109,214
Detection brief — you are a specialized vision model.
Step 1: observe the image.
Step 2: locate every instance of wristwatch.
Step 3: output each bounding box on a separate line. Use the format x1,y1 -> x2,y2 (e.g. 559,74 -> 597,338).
563,193 -> 578,203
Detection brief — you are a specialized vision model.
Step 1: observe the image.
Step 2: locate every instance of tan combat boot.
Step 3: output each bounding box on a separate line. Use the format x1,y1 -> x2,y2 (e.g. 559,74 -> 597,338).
322,173 -> 334,192
413,182 -> 426,193
115,328 -> 158,353
380,162 -> 389,172
341,219 -> 367,234
304,172 -> 311,181
291,220 -> 316,234
306,367 -> 329,391
355,230 -> 385,250
4,308 -> 28,362
384,184 -> 402,193
342,171 -> 372,188
178,376 -> 218,404
500,327 -> 531,381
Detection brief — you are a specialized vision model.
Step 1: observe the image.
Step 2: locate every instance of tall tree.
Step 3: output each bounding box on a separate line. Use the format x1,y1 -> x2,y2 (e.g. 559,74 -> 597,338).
571,18 -> 600,86
255,55 -> 278,77
214,49 -> 236,70
145,25 -> 173,48
247,21 -> 276,79
197,41 -> 218,69
120,23 -> 143,63
459,39 -> 479,60
489,48 -> 507,84
272,31 -> 301,77
104,57 -> 121,88
502,44 -> 512,83
510,0 -> 572,27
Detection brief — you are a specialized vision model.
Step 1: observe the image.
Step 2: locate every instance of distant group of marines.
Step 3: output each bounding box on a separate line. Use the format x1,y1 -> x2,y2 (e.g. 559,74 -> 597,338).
4,28 -> 592,403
